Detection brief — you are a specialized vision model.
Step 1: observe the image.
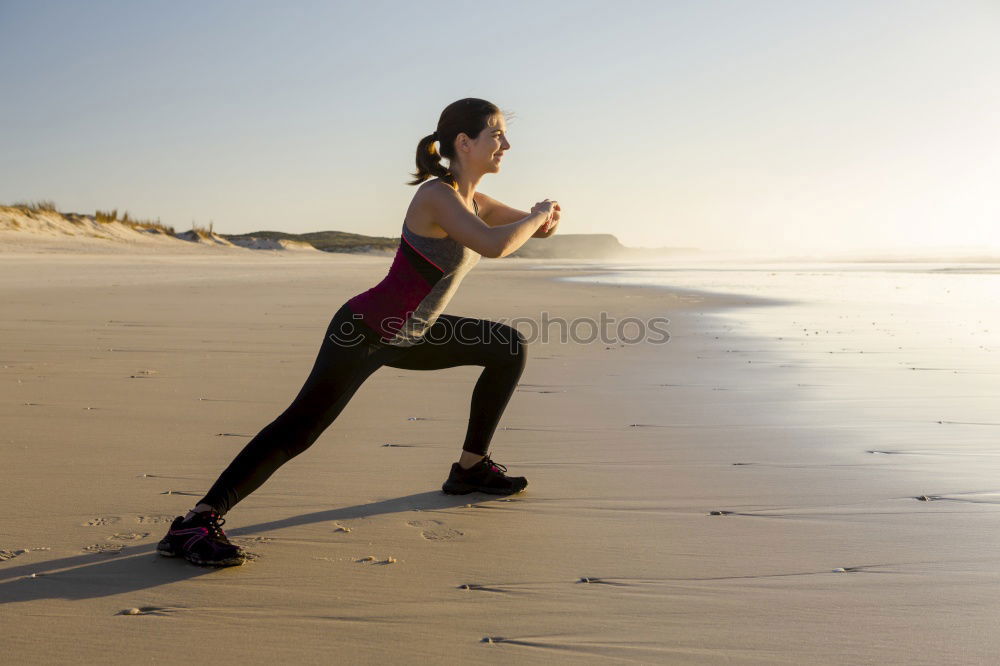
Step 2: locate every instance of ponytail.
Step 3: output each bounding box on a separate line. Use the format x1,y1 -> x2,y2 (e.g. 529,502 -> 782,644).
408,133 -> 452,186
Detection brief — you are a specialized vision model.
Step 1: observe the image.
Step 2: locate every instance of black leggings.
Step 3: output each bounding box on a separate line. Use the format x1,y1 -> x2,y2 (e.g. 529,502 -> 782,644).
198,302 -> 527,515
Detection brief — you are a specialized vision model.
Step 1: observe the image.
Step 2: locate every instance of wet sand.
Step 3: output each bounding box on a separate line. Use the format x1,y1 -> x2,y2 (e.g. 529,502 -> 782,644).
2,248 -> 998,664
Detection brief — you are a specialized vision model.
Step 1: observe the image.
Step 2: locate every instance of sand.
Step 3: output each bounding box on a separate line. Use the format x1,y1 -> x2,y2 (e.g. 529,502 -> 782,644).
2,242 -> 998,665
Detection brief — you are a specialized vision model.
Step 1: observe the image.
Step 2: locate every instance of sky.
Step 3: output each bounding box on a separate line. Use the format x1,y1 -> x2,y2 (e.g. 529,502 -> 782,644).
1,0 -> 998,257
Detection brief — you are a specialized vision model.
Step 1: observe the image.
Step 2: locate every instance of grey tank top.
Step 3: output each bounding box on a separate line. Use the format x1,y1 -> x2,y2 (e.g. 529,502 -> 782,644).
374,199 -> 482,347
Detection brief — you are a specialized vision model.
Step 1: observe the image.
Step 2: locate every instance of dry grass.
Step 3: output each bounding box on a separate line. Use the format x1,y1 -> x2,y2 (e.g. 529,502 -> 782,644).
95,208 -> 175,235
10,200 -> 58,212
7,200 -> 59,219
188,220 -> 216,238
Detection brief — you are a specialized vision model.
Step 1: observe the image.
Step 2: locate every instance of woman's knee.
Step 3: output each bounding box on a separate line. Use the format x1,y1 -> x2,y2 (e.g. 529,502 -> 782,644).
489,322 -> 527,366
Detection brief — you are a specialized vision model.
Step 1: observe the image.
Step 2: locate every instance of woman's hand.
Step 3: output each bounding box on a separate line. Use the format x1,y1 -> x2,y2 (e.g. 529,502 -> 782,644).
531,199 -> 558,221
536,202 -> 561,237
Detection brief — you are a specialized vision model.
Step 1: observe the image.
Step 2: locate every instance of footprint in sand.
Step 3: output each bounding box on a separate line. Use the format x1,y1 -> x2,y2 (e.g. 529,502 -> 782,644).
356,555 -> 397,565
108,532 -> 150,541
457,583 -> 510,593
83,516 -> 121,527
116,606 -> 175,616
136,515 -> 174,524
231,536 -> 274,547
407,519 -> 464,541
83,543 -> 125,555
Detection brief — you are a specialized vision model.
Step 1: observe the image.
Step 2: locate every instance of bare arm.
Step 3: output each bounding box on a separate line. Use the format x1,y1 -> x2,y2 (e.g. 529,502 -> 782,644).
425,183 -> 548,258
475,191 -> 559,239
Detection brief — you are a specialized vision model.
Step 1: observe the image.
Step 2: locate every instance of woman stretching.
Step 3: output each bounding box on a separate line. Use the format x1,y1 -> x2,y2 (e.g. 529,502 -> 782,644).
157,98 -> 561,567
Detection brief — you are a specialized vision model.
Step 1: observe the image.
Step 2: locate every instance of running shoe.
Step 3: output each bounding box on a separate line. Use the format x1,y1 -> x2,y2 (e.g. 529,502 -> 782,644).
441,455 -> 528,495
156,510 -> 246,567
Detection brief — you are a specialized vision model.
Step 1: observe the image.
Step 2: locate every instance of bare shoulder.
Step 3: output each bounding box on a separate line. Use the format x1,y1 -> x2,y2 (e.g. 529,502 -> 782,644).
405,179 -> 458,237
416,178 -> 456,201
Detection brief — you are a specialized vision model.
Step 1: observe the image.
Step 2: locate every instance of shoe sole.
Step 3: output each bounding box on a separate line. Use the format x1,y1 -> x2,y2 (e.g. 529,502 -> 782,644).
441,480 -> 528,496
156,542 -> 246,568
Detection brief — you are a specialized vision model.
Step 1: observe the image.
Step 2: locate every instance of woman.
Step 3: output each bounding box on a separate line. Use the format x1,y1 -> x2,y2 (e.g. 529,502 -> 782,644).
156,98 -> 561,567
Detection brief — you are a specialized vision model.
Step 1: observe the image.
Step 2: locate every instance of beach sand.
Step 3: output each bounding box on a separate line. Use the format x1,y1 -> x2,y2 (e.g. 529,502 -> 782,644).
2,246 -> 999,664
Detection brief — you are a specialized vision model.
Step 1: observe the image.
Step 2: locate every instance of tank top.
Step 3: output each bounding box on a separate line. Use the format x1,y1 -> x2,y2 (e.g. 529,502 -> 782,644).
345,198 -> 483,347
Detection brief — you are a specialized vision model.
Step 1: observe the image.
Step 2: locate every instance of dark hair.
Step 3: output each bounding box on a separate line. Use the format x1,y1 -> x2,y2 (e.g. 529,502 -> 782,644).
408,98 -> 506,187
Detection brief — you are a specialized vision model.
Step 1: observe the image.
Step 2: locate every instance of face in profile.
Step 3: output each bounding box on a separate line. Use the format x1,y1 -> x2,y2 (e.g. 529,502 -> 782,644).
471,115 -> 510,174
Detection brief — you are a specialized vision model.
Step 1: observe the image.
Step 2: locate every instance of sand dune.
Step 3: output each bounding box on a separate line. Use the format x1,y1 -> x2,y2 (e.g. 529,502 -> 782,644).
174,229 -> 237,247
227,236 -> 321,251
1,207 -> 318,255
1,206 -> 179,243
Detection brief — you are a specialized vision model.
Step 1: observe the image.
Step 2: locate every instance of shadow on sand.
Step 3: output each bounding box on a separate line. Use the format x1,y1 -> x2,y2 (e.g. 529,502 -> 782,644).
0,491 -> 482,605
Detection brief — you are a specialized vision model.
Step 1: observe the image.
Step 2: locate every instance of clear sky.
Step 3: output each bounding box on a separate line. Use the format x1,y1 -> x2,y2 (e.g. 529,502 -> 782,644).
2,0 -> 998,256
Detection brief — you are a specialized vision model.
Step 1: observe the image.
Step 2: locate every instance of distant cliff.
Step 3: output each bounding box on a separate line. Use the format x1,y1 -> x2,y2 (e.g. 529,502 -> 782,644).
509,234 -> 626,258
509,234 -> 699,259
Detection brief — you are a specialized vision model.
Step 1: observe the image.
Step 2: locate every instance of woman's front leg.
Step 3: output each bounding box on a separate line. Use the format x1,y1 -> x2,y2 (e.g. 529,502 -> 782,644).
382,315 -> 527,456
